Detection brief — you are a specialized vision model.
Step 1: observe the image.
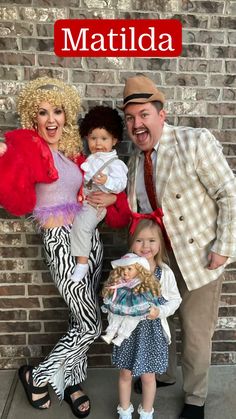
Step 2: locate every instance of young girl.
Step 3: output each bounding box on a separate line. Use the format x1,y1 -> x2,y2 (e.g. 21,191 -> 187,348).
112,217 -> 182,419
101,253 -> 161,346
70,105 -> 128,281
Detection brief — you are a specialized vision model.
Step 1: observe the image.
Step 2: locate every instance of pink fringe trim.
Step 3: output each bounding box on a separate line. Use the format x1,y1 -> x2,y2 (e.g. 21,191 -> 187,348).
32,202 -> 82,227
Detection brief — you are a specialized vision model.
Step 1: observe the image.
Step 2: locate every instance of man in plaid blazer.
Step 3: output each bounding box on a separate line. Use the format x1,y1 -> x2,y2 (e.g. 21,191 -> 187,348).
120,75 -> 236,419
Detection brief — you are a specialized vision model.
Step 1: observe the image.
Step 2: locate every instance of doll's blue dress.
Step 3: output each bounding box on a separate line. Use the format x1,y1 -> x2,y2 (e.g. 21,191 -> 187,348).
102,275 -> 160,317
112,267 -> 168,376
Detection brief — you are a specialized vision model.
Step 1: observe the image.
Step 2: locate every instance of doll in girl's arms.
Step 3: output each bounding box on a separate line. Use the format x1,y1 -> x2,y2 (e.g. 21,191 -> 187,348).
101,253 -> 161,346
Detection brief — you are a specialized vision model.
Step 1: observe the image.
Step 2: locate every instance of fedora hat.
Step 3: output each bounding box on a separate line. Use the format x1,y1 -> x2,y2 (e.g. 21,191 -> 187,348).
120,75 -> 165,109
111,253 -> 150,271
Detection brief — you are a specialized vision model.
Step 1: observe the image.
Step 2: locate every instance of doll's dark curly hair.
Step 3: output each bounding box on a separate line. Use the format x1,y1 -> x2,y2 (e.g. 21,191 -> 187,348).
79,105 -> 124,142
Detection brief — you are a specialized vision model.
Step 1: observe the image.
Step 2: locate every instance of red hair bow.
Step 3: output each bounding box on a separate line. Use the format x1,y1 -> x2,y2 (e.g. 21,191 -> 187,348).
129,208 -> 171,249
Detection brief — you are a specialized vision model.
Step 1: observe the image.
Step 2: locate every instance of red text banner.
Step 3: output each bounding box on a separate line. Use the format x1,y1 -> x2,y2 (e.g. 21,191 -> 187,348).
54,19 -> 182,57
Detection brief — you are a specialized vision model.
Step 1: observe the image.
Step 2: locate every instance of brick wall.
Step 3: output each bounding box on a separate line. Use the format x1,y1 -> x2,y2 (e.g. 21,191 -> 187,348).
0,0 -> 235,368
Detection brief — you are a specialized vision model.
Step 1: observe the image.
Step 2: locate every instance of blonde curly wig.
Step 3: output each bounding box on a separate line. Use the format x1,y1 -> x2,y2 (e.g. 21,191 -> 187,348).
102,263 -> 161,299
17,77 -> 83,157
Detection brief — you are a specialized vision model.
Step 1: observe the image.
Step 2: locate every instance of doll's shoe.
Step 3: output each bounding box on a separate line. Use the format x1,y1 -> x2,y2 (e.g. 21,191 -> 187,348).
137,404 -> 154,419
117,404 -> 134,419
112,335 -> 124,346
101,334 -> 114,344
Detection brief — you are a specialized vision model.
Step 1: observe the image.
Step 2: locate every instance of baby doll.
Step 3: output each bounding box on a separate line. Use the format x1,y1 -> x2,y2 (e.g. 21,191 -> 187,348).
101,253 -> 161,346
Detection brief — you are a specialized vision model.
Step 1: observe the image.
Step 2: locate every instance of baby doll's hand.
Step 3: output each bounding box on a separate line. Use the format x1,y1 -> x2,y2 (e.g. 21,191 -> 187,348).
93,172 -> 107,185
0,142 -> 7,156
147,306 -> 160,320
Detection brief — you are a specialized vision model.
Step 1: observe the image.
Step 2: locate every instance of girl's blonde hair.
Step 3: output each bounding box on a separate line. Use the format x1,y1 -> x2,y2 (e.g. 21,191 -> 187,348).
102,262 -> 161,299
17,77 -> 83,158
129,219 -> 168,266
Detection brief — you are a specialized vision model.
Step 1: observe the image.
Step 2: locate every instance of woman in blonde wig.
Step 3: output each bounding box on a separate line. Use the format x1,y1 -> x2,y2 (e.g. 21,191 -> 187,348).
0,77 -> 103,418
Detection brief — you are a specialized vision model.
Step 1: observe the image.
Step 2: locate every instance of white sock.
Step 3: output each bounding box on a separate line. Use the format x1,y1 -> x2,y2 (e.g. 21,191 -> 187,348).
71,263 -> 89,282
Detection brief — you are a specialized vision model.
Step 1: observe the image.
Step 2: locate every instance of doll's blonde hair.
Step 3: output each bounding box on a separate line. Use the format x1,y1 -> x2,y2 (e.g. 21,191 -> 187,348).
17,77 -> 83,157
102,262 -> 161,299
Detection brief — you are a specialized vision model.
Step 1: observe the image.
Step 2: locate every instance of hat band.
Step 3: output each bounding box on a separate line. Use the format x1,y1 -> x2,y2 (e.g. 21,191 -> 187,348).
36,84 -> 63,91
123,93 -> 152,105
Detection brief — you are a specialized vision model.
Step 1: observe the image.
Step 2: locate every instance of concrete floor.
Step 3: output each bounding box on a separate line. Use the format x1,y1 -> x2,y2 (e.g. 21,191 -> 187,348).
0,366 -> 235,419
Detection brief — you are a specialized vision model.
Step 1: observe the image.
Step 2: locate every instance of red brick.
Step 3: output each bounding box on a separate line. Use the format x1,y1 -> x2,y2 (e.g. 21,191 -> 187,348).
28,333 -> 62,345
211,353 -> 235,364
41,272 -> 53,283
219,306 -> 236,316
27,259 -> 48,270
221,295 -> 236,305
0,298 -> 40,309
0,234 -> 22,245
213,330 -> 236,340
0,335 -> 26,345
0,246 -> 38,258
43,297 -> 67,309
0,359 -> 28,369
88,355 -> 112,367
28,284 -> 60,296
212,342 -> 236,351
29,309 -> 68,321
25,234 -> 42,245
0,346 -> 30,357
222,282 -> 236,293
0,52 -> 35,66
44,321 -> 68,332
0,321 -> 41,333
88,342 -> 112,355
0,285 -> 25,296
0,272 -> 32,284
0,310 -> 26,320
0,260 -> 25,270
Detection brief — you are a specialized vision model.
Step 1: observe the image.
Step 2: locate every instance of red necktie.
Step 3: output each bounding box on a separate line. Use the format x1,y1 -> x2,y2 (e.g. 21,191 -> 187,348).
144,150 -> 157,211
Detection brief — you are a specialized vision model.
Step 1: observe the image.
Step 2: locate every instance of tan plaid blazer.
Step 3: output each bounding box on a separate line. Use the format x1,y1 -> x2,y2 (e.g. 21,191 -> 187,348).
127,123 -> 236,290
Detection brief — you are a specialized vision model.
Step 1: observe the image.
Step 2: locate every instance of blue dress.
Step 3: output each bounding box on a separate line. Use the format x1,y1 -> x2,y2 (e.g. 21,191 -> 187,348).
112,267 -> 168,377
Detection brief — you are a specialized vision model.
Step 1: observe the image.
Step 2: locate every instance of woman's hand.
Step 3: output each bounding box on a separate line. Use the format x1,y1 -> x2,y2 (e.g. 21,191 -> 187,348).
86,191 -> 117,208
0,143 -> 7,156
147,306 -> 160,320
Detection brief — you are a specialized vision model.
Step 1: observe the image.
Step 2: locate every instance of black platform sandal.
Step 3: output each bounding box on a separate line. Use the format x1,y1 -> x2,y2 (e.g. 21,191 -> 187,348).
64,383 -> 91,418
18,365 -> 51,409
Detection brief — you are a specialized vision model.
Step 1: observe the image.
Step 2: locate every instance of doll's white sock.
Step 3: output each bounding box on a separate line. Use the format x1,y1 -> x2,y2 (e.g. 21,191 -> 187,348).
71,263 -> 89,282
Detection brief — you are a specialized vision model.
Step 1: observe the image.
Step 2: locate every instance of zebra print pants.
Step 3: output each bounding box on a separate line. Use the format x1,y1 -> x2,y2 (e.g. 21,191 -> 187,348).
32,225 -> 103,400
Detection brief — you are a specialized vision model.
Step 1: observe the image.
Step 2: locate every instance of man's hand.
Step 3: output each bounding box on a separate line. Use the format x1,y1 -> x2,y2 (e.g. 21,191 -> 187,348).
146,306 -> 160,320
86,191 -> 117,208
207,251 -> 228,270
0,143 -> 7,156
